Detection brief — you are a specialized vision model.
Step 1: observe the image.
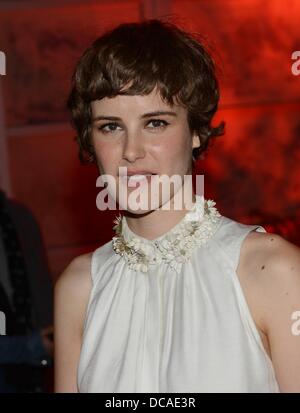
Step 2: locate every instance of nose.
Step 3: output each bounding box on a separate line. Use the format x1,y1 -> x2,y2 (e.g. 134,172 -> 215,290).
122,130 -> 146,163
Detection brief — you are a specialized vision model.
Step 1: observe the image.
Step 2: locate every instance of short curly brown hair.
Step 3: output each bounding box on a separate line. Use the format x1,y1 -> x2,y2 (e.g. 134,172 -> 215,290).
66,18 -> 225,164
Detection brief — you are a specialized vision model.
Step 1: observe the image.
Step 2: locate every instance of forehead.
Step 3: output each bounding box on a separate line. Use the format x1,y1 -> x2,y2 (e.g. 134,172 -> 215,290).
91,87 -> 184,117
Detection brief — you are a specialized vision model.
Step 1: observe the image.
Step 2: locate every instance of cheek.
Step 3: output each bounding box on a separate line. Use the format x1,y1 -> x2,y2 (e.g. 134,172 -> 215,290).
159,130 -> 191,163
92,140 -> 120,174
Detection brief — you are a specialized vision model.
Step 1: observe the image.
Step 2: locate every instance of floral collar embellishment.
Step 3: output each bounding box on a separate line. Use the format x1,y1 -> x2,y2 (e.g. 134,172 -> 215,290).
112,196 -> 221,274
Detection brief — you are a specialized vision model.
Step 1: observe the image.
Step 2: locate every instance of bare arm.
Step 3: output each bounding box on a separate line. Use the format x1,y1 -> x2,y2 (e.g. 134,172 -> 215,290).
54,253 -> 92,393
240,232 -> 300,392
262,235 -> 300,392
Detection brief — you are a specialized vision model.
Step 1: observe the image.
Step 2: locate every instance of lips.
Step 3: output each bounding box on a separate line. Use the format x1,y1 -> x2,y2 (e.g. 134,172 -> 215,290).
125,174 -> 154,181
121,170 -> 157,177
120,173 -> 158,187
127,174 -> 154,179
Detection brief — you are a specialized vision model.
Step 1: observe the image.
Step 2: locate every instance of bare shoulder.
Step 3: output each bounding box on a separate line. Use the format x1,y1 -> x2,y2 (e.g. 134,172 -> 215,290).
238,230 -> 300,391
54,252 -> 93,335
54,252 -> 93,392
237,229 -> 300,331
55,252 -> 93,299
239,230 -> 300,282
55,252 -> 93,286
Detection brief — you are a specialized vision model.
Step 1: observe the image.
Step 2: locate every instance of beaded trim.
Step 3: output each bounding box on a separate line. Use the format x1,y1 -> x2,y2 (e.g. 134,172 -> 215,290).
112,196 -> 222,274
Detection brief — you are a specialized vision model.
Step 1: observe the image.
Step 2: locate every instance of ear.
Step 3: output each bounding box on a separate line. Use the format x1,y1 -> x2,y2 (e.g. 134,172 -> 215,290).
192,132 -> 201,150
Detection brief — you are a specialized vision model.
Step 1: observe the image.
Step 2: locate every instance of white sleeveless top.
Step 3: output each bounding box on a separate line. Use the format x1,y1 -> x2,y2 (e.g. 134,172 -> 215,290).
77,195 -> 280,393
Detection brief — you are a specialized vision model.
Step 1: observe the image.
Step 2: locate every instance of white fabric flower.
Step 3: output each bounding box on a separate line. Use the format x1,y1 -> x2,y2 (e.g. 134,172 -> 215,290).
112,196 -> 222,274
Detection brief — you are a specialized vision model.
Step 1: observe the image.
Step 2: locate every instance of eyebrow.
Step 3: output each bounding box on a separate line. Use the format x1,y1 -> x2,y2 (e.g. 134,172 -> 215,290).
92,111 -> 178,123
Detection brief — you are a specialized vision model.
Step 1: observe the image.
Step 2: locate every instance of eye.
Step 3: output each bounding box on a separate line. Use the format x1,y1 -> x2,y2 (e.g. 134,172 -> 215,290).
146,119 -> 169,129
96,119 -> 169,135
97,122 -> 121,134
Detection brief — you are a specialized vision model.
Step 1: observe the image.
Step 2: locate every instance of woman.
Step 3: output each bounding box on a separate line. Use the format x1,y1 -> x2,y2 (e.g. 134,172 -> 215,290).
54,19 -> 300,393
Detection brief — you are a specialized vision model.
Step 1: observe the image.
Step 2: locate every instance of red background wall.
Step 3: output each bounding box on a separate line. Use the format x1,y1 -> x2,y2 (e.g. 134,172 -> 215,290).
0,0 -> 299,281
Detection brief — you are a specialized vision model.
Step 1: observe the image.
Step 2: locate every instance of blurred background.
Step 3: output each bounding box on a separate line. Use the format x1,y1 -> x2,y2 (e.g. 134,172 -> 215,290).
0,0 -> 299,391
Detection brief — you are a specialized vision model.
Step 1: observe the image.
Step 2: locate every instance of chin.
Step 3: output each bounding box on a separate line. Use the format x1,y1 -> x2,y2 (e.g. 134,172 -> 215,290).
117,195 -> 162,214
119,192 -> 182,214
116,177 -> 185,213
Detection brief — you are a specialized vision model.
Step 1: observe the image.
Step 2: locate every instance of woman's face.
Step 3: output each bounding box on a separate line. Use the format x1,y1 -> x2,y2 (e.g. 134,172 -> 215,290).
91,86 -> 200,213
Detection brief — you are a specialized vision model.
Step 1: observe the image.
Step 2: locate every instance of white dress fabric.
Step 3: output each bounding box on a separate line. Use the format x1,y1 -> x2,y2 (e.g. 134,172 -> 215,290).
77,195 -> 280,393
